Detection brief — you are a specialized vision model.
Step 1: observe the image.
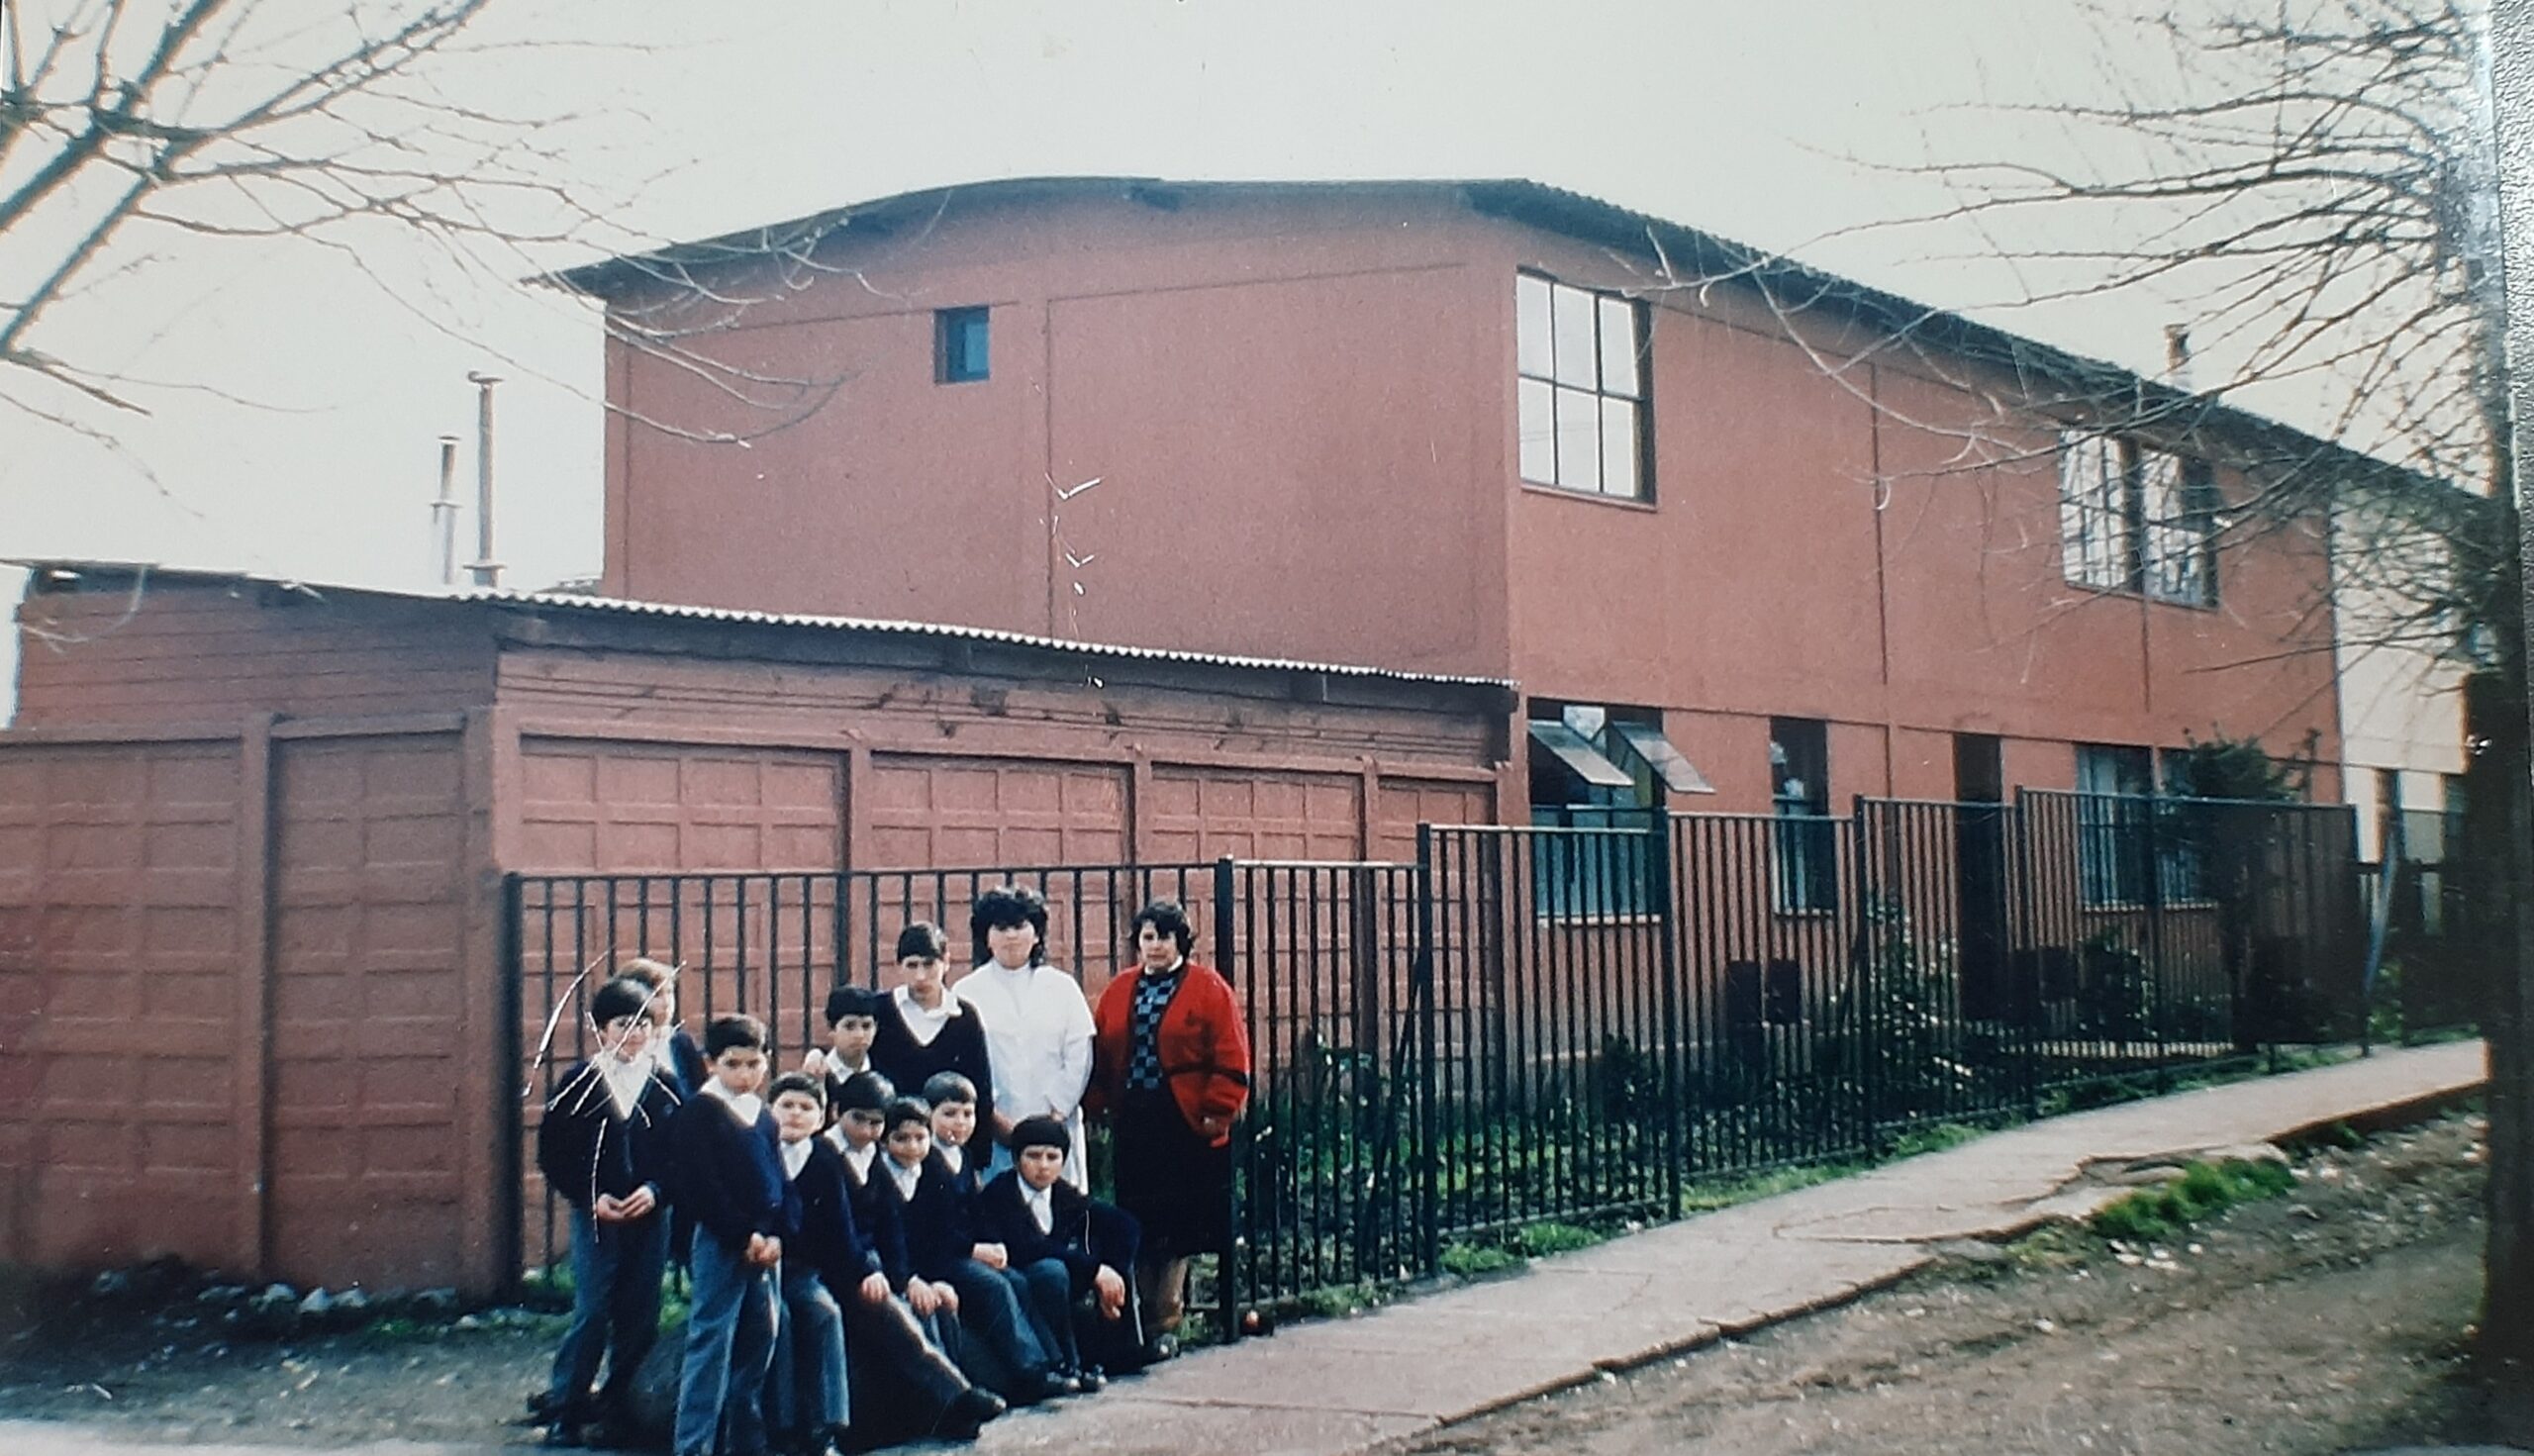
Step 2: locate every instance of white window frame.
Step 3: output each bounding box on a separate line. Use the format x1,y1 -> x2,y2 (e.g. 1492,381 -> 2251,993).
1517,273 -> 1648,500
2057,432 -> 2218,606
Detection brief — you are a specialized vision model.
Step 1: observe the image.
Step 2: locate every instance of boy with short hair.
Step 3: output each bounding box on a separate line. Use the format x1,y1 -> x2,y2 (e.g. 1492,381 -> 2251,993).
874,1097 -> 1072,1406
801,986 -> 881,1103
536,975 -> 683,1447
978,1116 -> 1142,1385
923,1072 -> 987,1195
871,922 -> 996,1167
668,1016 -> 785,1456
764,1074 -> 850,1456
621,958 -> 707,1095
800,1071 -> 1003,1445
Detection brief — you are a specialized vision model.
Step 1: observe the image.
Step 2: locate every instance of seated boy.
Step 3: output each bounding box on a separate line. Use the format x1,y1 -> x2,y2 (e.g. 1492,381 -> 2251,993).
535,975 -> 683,1447
764,1075 -> 850,1456
923,1072 -> 988,1196
977,1116 -> 1144,1384
873,1096 -> 1074,1406
667,1015 -> 785,1456
818,1072 -> 1002,1445
802,986 -> 881,1103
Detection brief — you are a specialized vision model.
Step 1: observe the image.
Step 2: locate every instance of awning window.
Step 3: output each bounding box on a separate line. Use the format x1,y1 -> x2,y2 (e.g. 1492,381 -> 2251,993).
1525,719 -> 1635,789
1609,720 -> 1715,795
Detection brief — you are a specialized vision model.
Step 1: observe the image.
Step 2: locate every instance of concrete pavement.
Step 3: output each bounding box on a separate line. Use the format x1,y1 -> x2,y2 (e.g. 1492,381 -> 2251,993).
3,1040 -> 2485,1456
977,1039 -> 2485,1456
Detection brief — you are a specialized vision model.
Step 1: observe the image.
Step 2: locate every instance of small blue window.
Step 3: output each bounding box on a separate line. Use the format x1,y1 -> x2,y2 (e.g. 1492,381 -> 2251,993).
936,307 -> 989,383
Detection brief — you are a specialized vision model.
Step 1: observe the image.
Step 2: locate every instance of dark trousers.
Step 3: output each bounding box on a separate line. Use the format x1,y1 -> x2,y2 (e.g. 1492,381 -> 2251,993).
767,1266 -> 846,1437
936,1259 -> 1052,1400
840,1290 -> 970,1442
672,1231 -> 778,1456
546,1206 -> 670,1420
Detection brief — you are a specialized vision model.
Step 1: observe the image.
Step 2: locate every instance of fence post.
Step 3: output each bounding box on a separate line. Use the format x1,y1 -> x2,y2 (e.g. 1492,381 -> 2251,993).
1213,855 -> 1242,1341
1647,813 -> 1685,1217
2009,790 -> 2042,1119
2141,795 -> 2170,1091
1413,824 -> 1441,1280
494,873 -> 526,1304
1851,796 -> 1886,1157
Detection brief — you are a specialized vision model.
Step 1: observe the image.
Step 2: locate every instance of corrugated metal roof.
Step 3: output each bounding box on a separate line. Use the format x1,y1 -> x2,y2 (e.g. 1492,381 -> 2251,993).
12,561 -> 1511,690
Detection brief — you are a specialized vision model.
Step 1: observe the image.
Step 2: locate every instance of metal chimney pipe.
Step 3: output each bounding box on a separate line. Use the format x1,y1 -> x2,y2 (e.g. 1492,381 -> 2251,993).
465,371 -> 503,589
432,435 -> 461,586
2163,324 -> 2193,390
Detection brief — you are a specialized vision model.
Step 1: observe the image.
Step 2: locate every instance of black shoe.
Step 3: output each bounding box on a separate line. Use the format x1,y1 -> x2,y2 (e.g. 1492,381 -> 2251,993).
932,1387 -> 1006,1441
541,1421 -> 587,1448
1071,1366 -> 1107,1394
1018,1370 -> 1074,1405
1141,1331 -> 1180,1364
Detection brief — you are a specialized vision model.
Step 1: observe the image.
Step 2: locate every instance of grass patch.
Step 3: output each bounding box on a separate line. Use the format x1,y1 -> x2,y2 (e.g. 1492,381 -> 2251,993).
1437,1218 -> 1613,1279
1890,1121 -> 1986,1159
1679,1161 -> 1861,1214
2090,1156 -> 2296,1243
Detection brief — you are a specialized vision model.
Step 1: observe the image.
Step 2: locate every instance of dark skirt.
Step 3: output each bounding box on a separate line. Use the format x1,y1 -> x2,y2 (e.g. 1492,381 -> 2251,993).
1112,1088 -> 1228,1258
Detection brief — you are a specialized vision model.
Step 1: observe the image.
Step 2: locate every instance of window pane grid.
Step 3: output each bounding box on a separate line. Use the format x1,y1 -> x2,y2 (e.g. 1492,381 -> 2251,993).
2059,433 -> 2216,605
1516,273 -> 1646,499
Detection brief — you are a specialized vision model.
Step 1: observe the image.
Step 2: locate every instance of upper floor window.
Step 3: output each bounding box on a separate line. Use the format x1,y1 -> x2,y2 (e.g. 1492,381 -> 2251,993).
936,306 -> 990,383
2058,432 -> 2219,606
1516,273 -> 1647,500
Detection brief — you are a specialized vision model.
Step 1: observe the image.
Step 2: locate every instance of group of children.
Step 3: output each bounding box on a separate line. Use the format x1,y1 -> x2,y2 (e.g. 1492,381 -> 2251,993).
534,935 -> 1149,1456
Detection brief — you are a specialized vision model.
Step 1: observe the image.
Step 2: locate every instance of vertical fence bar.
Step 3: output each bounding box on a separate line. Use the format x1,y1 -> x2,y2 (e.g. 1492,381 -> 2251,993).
1213,855 -> 1241,1340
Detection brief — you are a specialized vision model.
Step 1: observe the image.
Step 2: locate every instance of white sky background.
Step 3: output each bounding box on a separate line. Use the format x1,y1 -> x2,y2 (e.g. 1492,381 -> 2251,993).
0,0 -> 2417,709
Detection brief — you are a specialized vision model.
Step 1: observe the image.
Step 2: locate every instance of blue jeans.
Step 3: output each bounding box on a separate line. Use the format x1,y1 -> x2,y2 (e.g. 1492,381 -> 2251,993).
673,1230 -> 778,1456
767,1266 -> 847,1435
1014,1258 -> 1080,1372
936,1259 -> 1053,1400
545,1205 -> 669,1419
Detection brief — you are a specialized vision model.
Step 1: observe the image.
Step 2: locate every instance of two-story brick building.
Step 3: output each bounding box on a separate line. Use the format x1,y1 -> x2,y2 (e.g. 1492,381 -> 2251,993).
562,176 -> 2348,829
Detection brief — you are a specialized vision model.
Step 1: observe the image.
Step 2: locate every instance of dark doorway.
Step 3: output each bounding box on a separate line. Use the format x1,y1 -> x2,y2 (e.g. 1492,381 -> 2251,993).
1954,734 -> 2011,1019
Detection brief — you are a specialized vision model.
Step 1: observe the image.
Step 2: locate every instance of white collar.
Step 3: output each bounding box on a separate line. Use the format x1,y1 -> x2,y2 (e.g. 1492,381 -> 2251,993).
599,1054 -> 652,1118
699,1076 -> 763,1125
938,1144 -> 964,1176
895,985 -> 958,1030
1023,1181 -> 1054,1232
836,1135 -> 877,1179
884,1156 -> 923,1199
780,1138 -> 814,1179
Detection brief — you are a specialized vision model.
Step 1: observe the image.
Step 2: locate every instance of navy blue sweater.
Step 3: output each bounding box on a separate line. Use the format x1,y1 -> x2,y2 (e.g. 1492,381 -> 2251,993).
668,1091 -> 786,1251
974,1170 -> 1139,1292
786,1137 -> 885,1294
536,1057 -> 681,1210
833,1139 -> 915,1290
873,1150 -> 977,1283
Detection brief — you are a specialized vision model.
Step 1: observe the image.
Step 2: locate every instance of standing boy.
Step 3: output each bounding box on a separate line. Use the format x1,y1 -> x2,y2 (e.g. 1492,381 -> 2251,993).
765,1074 -> 850,1456
870,922 -> 996,1168
536,975 -> 683,1447
800,987 -> 881,1104
669,1015 -> 785,1456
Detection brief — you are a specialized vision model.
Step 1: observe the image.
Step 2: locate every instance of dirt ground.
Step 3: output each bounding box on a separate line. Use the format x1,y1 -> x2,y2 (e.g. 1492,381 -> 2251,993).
1393,1112 -> 2528,1456
1,1113 -> 2523,1452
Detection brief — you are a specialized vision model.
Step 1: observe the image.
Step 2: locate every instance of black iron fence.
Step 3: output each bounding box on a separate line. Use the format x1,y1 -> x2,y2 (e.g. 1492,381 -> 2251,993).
506,791 -> 2375,1330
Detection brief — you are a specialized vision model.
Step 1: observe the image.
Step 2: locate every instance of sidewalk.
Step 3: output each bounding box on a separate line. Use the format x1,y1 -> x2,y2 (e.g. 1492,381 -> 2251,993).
0,1041 -> 2485,1456
976,1040 -> 2486,1456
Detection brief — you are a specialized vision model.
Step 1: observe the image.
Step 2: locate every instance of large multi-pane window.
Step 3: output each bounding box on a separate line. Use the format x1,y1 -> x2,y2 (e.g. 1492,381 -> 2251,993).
1517,273 -> 1648,499
2058,432 -> 2219,606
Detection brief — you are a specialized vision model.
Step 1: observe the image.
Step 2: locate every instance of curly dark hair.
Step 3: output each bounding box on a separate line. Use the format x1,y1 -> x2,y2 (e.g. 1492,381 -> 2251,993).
969,884 -> 1049,967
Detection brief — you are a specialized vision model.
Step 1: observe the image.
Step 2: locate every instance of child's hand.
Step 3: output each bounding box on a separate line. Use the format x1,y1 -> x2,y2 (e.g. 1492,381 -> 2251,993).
906,1280 -> 940,1316
592,1194 -> 625,1222
858,1272 -> 891,1308
758,1234 -> 784,1267
801,1048 -> 830,1077
1094,1265 -> 1127,1319
617,1186 -> 657,1219
971,1242 -> 1008,1270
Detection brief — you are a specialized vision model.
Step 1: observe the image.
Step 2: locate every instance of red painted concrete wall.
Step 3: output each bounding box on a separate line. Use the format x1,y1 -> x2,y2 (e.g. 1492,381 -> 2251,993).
600,186 -> 2343,814
605,186 -> 1511,679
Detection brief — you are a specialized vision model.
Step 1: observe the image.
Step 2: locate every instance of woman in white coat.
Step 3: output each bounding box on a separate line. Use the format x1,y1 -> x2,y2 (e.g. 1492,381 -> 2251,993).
953,884 -> 1094,1185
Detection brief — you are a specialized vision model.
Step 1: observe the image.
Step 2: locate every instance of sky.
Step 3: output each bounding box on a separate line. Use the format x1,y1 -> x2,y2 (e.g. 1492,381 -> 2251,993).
0,0 -> 2423,710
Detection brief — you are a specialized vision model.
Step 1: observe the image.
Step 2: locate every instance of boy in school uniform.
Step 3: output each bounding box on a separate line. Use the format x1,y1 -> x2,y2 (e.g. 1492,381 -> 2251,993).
622,958 -> 707,1096
977,1116 -> 1144,1384
764,1075 -> 850,1456
923,1072 -> 989,1196
802,1072 -> 1004,1447
536,975 -> 684,1447
668,1016 -> 785,1456
873,1096 -> 1074,1406
800,987 -> 881,1106
870,922 -> 997,1168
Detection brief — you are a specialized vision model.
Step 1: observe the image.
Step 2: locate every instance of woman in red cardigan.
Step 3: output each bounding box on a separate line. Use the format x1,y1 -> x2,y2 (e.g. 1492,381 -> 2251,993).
1086,898 -> 1250,1354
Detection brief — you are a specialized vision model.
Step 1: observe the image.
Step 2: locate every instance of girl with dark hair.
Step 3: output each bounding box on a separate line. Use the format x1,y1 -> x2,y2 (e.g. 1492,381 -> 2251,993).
953,886 -> 1094,1184
1085,898 -> 1250,1357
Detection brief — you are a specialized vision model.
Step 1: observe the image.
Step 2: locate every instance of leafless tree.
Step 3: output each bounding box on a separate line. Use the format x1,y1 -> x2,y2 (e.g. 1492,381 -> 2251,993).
0,0 -> 859,458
